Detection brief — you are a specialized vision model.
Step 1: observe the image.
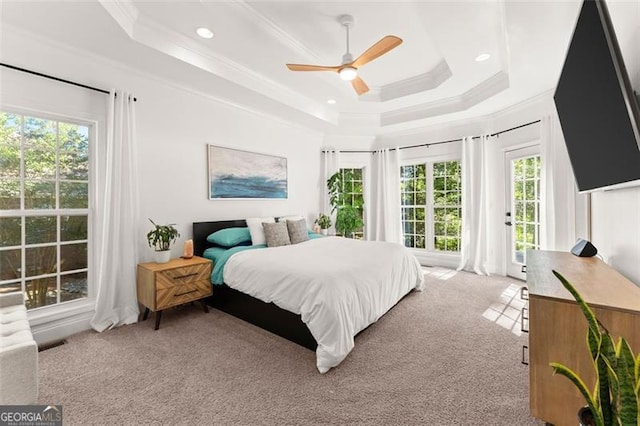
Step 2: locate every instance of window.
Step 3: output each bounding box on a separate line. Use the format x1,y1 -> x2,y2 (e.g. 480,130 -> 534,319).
0,111 -> 91,310
338,168 -> 364,239
400,160 -> 462,252
512,155 -> 541,263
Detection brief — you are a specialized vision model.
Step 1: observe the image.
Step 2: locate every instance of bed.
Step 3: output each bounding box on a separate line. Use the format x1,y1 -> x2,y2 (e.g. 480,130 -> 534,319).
193,220 -> 424,373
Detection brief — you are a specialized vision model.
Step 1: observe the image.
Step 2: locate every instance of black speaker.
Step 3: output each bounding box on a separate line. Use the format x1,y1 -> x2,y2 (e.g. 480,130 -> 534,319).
571,238 -> 598,257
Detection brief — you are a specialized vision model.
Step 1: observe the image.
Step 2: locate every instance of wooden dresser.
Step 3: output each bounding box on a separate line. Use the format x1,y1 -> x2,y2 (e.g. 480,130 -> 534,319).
527,250 -> 640,426
137,256 -> 213,330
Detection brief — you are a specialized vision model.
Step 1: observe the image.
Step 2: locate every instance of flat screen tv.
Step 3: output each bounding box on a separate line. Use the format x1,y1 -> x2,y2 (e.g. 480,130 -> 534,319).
554,0 -> 640,192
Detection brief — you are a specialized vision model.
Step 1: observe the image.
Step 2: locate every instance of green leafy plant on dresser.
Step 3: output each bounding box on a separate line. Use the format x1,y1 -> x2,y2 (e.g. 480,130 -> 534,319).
549,270 -> 639,426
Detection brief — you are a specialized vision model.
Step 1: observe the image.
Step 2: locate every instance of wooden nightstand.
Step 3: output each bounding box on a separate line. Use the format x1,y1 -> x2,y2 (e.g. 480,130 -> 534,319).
137,256 -> 213,330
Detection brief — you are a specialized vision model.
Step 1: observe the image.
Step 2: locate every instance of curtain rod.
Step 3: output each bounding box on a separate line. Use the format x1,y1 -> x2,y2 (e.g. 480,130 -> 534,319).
325,119 -> 542,153
1,63 -> 137,102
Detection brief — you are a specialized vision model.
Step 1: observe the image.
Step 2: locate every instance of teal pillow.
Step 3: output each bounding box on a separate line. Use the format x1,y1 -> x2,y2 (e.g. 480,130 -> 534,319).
203,247 -> 227,263
206,227 -> 251,247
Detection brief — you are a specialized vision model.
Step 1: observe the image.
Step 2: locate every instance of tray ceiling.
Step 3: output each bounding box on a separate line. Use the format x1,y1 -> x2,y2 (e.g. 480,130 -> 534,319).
3,0 -> 635,137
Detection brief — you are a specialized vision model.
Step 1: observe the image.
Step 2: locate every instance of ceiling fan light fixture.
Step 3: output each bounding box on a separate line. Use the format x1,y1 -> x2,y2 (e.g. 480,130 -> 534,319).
475,53 -> 491,62
339,67 -> 358,81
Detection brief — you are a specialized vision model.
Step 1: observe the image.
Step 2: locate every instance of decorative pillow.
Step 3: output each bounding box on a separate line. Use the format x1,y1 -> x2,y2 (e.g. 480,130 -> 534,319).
262,222 -> 291,247
246,217 -> 275,245
206,227 -> 251,247
287,219 -> 309,244
277,215 -> 304,223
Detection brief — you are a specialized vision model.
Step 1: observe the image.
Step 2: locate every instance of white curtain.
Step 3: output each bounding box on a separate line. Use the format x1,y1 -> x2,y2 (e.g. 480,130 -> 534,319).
368,148 -> 401,243
91,91 -> 140,332
321,148 -> 341,218
457,135 -> 490,275
540,106 -> 577,251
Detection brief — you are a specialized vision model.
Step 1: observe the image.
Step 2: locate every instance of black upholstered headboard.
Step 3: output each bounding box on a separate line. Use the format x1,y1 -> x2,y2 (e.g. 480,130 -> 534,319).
193,219 -> 247,257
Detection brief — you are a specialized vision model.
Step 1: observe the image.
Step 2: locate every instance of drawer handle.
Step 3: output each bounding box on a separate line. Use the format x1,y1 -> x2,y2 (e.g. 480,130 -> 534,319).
175,289 -> 198,297
173,272 -> 199,280
520,286 -> 529,301
521,345 -> 529,366
521,307 -> 529,333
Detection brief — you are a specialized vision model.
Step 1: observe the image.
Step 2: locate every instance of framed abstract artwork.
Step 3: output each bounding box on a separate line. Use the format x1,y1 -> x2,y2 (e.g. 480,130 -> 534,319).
207,145 -> 288,199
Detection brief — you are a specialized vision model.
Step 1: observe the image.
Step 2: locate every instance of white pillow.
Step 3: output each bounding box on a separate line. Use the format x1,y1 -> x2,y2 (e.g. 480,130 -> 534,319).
277,215 -> 304,223
246,217 -> 275,245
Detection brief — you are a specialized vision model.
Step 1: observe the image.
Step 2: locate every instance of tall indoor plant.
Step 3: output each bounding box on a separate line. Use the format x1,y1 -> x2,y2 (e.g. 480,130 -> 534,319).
549,270 -> 639,426
146,219 -> 180,263
327,170 -> 364,238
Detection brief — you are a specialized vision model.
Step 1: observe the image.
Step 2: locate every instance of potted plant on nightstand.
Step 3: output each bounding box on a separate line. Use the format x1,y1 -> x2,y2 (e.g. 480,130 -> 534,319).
315,214 -> 332,235
146,219 -> 180,264
549,270 -> 639,426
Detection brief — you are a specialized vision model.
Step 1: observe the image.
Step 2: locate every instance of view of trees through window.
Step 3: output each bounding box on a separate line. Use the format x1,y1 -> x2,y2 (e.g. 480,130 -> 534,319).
400,160 -> 462,252
0,111 -> 90,310
512,155 -> 541,264
338,168 -> 364,239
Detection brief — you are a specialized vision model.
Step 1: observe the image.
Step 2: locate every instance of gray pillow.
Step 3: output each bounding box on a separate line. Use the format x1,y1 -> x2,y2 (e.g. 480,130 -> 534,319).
262,222 -> 291,247
287,219 -> 309,244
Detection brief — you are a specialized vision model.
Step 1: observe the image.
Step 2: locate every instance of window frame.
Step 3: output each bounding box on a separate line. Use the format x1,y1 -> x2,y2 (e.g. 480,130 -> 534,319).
0,108 -> 96,314
336,167 -> 365,239
400,153 -> 462,253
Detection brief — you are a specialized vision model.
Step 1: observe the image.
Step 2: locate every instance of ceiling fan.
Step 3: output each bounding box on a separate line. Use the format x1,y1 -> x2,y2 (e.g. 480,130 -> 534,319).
286,14 -> 402,96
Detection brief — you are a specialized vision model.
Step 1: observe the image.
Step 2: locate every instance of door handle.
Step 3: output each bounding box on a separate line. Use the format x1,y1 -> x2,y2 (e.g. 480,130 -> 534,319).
505,211 -> 512,226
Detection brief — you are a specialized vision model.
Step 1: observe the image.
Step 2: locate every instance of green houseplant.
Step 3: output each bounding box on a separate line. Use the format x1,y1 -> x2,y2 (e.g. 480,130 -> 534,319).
315,214 -> 332,235
549,270 -> 639,426
327,170 -> 364,238
146,219 -> 180,263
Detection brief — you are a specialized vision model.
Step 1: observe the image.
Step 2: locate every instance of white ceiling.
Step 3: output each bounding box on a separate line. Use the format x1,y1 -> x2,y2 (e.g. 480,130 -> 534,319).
1,0 -> 637,138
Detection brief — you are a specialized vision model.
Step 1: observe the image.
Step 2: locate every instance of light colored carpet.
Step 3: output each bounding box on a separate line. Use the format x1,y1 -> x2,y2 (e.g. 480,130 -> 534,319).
38,269 -> 543,425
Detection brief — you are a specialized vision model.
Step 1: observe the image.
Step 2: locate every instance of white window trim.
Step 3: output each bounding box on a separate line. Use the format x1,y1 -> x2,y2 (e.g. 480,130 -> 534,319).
0,108 -> 98,336
400,153 -> 462,256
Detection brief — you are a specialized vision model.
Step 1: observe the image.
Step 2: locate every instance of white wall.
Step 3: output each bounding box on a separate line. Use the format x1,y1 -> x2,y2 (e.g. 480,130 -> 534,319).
1,28 -> 323,261
1,27 -> 323,342
589,0 -> 640,285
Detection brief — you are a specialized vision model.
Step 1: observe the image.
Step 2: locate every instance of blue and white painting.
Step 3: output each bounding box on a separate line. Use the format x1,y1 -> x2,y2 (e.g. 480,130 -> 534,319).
208,145 -> 288,199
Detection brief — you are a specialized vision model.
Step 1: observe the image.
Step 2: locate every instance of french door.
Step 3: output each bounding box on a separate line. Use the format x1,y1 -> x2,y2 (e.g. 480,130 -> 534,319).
505,146 -> 541,280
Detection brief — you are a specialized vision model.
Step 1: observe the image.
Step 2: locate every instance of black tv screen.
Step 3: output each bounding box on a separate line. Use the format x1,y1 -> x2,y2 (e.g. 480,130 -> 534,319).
554,0 -> 640,192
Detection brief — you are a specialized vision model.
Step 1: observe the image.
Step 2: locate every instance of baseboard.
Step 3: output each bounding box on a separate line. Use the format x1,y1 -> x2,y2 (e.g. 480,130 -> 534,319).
30,309 -> 94,346
412,250 -> 461,269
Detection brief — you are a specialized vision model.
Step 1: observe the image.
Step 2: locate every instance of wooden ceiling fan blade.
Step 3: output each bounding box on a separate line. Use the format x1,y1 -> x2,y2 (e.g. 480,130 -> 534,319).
351,76 -> 369,95
352,35 -> 403,68
286,64 -> 340,72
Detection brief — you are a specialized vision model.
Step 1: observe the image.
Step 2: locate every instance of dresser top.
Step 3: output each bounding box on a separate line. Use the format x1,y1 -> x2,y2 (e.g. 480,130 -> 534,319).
527,250 -> 640,313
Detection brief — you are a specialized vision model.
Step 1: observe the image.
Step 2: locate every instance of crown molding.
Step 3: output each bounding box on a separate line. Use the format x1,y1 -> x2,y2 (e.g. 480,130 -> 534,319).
380,71 -> 510,126
100,0 -> 338,127
224,0 -> 321,62
374,89 -> 553,147
97,0 -> 138,37
1,23 -> 327,135
360,60 -> 452,102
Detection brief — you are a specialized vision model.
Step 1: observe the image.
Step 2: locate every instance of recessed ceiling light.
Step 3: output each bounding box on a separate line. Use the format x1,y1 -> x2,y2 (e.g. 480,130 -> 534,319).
327,99 -> 337,105
475,53 -> 491,62
196,27 -> 214,39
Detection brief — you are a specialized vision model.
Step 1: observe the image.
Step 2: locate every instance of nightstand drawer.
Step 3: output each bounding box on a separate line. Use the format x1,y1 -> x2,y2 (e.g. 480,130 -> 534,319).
156,279 -> 212,310
156,263 -> 210,289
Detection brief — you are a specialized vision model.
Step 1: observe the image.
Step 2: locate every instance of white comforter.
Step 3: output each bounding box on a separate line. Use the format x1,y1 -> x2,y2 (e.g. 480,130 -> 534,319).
223,236 -> 424,373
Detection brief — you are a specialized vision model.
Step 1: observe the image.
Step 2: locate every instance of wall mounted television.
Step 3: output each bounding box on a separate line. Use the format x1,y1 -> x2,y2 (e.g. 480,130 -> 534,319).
554,0 -> 640,192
